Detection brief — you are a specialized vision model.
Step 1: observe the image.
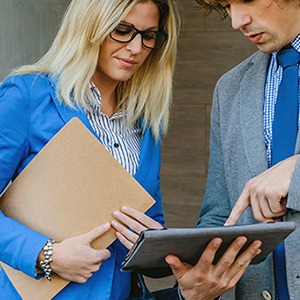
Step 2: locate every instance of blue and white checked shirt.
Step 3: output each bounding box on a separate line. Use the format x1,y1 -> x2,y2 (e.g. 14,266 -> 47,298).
263,35 -> 300,166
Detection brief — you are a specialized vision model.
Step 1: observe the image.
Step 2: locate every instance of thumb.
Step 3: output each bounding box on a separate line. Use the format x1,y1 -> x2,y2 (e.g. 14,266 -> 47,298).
165,255 -> 191,280
82,222 -> 111,244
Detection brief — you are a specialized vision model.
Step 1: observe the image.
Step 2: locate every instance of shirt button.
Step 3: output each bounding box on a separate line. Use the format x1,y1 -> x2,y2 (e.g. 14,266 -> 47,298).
114,143 -> 119,148
262,290 -> 272,300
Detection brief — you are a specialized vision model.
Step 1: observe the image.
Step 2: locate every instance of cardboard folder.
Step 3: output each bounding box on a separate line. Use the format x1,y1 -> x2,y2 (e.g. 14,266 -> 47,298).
122,222 -> 296,277
0,118 -> 155,299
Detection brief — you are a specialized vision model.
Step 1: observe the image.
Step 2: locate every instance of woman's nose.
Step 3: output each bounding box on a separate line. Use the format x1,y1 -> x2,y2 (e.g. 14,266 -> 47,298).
126,33 -> 143,53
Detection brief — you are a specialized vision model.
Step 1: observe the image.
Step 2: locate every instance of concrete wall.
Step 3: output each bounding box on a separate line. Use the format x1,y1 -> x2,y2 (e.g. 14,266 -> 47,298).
161,1 -> 256,228
0,0 -> 69,80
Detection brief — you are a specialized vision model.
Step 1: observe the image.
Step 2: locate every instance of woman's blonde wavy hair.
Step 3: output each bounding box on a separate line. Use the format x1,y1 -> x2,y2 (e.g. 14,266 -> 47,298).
14,0 -> 181,142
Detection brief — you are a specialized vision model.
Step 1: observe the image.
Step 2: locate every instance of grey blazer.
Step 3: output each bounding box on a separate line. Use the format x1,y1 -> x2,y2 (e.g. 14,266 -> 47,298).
197,50 -> 300,300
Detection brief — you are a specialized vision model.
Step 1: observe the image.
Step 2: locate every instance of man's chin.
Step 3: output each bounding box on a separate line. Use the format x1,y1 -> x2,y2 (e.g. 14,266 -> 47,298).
255,43 -> 277,54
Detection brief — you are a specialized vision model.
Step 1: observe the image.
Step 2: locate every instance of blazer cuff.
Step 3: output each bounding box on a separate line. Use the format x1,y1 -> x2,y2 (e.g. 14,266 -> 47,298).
177,286 -> 222,300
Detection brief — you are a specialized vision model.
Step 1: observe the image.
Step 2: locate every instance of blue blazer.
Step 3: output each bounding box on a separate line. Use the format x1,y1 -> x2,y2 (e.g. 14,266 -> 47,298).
0,73 -> 164,299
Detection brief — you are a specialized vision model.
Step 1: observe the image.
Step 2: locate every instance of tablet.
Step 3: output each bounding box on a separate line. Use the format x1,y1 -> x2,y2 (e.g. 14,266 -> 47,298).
121,222 -> 296,277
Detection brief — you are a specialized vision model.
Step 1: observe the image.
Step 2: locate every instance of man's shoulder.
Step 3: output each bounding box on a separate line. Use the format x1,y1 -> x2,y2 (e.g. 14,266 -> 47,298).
220,51 -> 269,83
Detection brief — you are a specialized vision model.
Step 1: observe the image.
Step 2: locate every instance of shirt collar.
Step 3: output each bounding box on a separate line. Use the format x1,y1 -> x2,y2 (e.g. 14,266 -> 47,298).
87,82 -> 101,110
88,82 -> 122,120
271,34 -> 300,68
291,34 -> 300,52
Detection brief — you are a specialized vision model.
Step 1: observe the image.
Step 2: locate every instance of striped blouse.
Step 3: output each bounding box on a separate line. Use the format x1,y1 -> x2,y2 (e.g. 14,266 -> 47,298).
85,84 -> 142,176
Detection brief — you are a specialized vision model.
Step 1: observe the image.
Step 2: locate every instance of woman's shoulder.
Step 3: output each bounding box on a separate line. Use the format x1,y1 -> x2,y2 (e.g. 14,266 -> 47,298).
0,72 -> 55,112
1,72 -> 51,89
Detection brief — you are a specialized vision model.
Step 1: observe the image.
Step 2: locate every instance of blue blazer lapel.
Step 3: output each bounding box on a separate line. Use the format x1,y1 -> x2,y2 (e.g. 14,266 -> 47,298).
134,118 -> 160,188
48,78 -> 97,139
239,52 -> 270,176
135,127 -> 153,180
48,81 -> 159,187
134,119 -> 153,180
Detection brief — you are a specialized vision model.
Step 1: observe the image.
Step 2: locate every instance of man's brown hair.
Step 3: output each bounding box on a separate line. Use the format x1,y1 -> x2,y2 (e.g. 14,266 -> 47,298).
194,0 -> 300,18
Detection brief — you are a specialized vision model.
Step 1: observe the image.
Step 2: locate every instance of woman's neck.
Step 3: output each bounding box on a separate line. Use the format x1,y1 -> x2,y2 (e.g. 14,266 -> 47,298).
92,75 -> 118,118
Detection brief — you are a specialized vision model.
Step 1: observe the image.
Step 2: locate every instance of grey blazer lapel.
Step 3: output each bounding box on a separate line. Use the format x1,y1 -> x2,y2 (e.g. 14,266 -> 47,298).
240,52 -> 270,176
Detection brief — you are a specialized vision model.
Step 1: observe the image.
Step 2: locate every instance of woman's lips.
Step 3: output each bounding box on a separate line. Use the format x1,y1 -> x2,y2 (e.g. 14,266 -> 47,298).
118,58 -> 137,68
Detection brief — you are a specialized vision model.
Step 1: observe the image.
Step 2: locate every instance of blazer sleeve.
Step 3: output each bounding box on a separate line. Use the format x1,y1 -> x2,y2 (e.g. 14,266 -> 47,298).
287,155 -> 300,211
0,76 -> 31,191
0,76 -> 49,278
197,85 -> 233,228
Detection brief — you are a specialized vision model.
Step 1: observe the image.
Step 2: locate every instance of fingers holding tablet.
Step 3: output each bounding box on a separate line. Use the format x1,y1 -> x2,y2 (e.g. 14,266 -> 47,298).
165,237 -> 262,300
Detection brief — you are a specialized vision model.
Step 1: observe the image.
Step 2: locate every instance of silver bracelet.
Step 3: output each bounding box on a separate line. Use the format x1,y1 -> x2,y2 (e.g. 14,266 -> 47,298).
39,239 -> 55,281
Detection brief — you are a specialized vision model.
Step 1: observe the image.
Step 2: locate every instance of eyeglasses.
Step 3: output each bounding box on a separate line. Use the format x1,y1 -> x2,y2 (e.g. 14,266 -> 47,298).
110,23 -> 168,50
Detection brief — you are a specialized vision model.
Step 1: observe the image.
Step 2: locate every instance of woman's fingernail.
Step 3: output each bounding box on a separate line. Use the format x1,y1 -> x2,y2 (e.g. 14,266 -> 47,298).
113,211 -> 120,217
103,222 -> 110,228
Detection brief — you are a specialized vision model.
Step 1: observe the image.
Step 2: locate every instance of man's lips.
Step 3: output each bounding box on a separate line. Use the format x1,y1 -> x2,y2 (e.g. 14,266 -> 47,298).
245,33 -> 263,44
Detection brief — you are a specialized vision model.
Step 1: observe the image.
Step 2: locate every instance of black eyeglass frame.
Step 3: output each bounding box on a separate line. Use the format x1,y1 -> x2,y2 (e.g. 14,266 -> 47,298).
110,23 -> 168,50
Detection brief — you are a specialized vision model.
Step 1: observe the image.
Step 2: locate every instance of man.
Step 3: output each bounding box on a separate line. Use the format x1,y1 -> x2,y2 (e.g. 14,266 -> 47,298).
166,0 -> 300,299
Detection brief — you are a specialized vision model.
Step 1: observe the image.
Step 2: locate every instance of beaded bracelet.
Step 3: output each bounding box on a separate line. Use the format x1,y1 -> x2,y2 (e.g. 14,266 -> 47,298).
39,239 -> 55,281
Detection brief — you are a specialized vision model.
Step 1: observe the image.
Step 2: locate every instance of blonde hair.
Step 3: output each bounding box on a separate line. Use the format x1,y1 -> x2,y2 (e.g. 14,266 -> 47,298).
13,0 -> 181,141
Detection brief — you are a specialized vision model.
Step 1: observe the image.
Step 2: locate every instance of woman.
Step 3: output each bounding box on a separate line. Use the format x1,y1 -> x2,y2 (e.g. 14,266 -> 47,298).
0,0 -> 180,298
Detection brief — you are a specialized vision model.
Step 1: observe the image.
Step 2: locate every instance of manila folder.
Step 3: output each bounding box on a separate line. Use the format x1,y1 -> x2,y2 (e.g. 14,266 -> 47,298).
0,118 -> 155,300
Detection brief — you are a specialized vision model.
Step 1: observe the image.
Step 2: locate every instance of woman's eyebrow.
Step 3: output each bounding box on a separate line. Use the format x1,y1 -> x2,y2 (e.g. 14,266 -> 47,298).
120,20 -> 159,30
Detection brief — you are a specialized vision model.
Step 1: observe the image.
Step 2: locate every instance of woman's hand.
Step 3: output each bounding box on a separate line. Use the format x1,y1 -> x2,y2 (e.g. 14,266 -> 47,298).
111,206 -> 163,250
38,223 -> 111,283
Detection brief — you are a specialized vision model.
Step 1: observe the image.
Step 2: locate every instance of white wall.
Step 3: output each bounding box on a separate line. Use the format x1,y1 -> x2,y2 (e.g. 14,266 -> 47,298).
0,0 -> 69,80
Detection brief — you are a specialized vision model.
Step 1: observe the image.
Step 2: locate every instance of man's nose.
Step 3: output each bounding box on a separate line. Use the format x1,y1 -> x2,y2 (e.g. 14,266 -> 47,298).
229,5 -> 252,30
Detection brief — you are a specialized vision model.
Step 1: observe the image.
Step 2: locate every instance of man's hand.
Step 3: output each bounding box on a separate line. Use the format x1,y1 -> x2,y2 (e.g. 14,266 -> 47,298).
166,237 -> 262,300
225,155 -> 298,225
